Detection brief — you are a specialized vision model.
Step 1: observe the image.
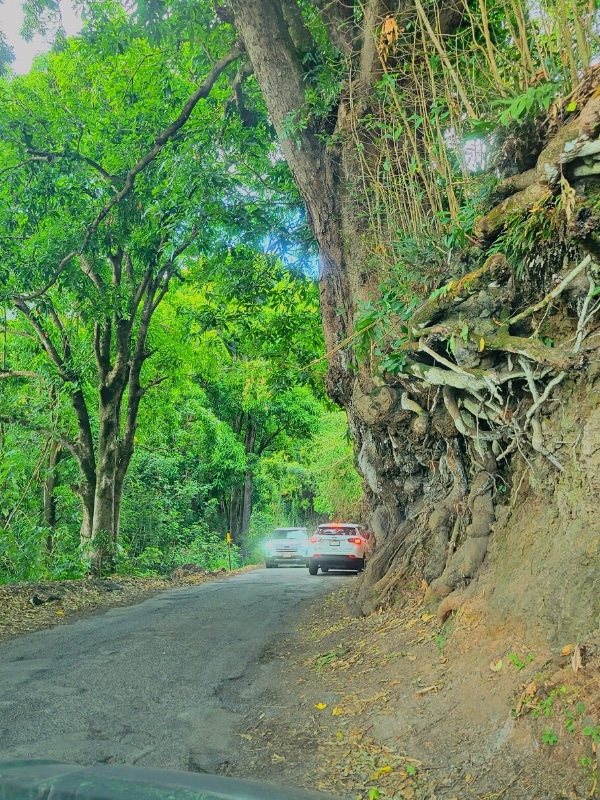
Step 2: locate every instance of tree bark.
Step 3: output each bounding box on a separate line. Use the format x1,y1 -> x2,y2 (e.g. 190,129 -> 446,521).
43,440 -> 62,554
229,421 -> 257,557
228,0 -> 358,401
91,395 -> 122,572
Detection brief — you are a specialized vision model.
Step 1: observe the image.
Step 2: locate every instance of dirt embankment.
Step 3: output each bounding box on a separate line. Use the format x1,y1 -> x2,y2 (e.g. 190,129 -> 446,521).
484,376 -> 600,650
232,585 -> 600,800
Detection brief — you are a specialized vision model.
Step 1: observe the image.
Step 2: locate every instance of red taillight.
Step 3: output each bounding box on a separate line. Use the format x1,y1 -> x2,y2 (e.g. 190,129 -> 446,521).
348,537 -> 362,545
309,536 -> 321,543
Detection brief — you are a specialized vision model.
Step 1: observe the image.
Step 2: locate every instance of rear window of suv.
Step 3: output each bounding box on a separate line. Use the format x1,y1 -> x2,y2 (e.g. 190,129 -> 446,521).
317,526 -> 359,535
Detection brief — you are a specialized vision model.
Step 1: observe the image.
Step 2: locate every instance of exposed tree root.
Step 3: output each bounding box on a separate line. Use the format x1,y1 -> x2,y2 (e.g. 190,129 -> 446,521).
351,246 -> 600,615
348,88 -> 600,618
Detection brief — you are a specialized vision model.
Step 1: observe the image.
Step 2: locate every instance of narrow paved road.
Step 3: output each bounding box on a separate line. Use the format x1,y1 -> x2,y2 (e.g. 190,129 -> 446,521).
0,569 -> 340,773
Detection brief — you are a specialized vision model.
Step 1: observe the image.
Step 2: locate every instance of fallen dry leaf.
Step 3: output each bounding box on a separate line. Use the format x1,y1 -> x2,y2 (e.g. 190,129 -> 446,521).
513,681 -> 538,718
315,702 -> 328,710
332,706 -> 344,716
561,644 -> 574,656
490,658 -> 503,672
370,765 -> 393,780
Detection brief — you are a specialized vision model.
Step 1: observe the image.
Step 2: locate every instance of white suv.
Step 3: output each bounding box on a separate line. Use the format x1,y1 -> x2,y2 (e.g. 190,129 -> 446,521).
306,523 -> 370,575
263,527 -> 309,567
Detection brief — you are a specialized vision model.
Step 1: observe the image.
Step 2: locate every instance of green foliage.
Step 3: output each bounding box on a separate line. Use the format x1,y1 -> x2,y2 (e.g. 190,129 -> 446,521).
493,82 -> 558,127
0,3 -> 332,579
313,647 -> 347,669
531,695 -> 555,719
355,286 -> 418,375
541,728 -> 558,746
583,724 -> 600,745
507,652 -> 535,670
303,411 -> 362,520
488,196 -> 556,277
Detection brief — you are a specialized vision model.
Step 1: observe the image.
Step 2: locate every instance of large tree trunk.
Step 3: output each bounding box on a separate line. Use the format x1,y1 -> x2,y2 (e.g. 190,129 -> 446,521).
78,480 -> 96,562
228,0 -> 357,402
227,0 -> 503,615
227,1 -> 600,641
90,398 -> 121,573
228,0 -> 390,530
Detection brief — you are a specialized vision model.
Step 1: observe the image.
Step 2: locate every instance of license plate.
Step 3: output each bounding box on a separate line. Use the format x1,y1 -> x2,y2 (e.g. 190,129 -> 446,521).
282,553 -> 292,558
329,540 -> 340,546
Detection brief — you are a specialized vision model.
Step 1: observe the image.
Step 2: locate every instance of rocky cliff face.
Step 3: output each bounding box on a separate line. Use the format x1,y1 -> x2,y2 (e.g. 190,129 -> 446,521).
344,87 -> 600,648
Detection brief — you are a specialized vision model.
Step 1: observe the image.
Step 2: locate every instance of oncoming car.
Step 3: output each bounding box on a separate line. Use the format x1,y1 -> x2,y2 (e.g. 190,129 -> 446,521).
263,527 -> 309,568
306,523 -> 370,575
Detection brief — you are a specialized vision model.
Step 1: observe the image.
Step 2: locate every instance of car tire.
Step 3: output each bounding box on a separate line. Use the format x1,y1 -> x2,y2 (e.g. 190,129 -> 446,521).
356,559 -> 365,574
308,560 -> 319,576
265,562 -> 277,568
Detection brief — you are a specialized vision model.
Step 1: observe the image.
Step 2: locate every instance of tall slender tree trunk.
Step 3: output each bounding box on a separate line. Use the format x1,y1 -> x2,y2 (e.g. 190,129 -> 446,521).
229,486 -> 243,544
78,481 -> 96,562
239,469 -> 254,560
229,422 -> 257,557
43,440 -> 62,554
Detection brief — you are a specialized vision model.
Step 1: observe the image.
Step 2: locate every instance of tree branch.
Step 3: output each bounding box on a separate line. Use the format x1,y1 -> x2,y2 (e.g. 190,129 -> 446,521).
508,254 -> 592,326
13,299 -> 68,379
80,255 -> 104,293
313,0 -> 356,56
86,42 -> 243,240
0,414 -> 79,460
0,369 -> 44,380
258,427 -> 283,454
25,148 -> 122,185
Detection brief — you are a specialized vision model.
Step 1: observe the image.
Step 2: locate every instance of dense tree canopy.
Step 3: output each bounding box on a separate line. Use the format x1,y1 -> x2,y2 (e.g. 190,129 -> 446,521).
0,2 -> 337,578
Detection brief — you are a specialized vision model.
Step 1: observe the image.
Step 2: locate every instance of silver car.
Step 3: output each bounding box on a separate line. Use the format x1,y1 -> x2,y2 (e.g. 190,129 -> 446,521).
263,527 -> 309,567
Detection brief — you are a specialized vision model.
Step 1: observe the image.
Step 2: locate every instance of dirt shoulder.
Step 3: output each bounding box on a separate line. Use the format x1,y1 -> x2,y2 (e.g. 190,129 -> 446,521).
229,583 -> 600,800
1,573 -> 599,799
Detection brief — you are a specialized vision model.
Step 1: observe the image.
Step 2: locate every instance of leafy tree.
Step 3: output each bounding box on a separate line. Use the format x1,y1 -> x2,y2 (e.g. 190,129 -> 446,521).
305,411 -> 361,521
0,7 -> 280,572
8,0 -> 600,637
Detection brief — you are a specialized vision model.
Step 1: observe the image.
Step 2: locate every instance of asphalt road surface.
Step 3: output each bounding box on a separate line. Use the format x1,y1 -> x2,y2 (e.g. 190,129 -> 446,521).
0,568 -> 340,773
